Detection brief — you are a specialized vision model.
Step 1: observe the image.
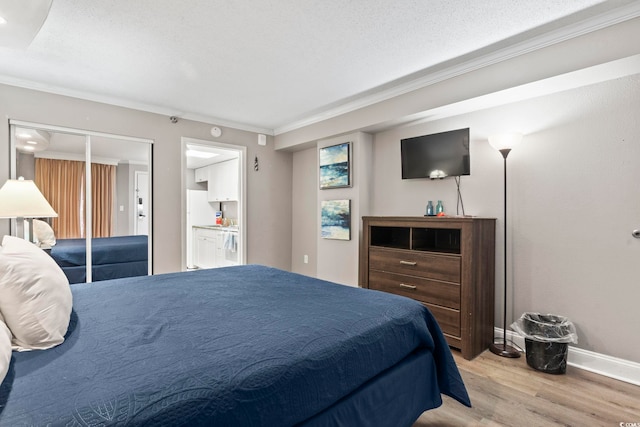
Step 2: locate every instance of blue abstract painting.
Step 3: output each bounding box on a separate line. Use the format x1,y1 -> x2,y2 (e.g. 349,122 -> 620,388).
319,142 -> 351,189
321,199 -> 351,240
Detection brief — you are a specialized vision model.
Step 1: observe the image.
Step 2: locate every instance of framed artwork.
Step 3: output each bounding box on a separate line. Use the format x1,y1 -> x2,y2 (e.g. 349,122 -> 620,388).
321,199 -> 351,240
319,142 -> 351,189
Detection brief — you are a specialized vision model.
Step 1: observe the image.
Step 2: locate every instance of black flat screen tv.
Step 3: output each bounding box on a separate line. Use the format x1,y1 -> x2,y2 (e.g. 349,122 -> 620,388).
401,128 -> 470,179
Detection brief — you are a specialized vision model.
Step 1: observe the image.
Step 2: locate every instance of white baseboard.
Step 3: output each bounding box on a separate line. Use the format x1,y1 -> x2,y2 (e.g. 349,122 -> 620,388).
494,328 -> 640,386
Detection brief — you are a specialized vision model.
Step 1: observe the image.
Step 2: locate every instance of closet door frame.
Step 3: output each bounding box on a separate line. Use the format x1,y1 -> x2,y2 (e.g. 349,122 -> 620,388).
9,119 -> 154,280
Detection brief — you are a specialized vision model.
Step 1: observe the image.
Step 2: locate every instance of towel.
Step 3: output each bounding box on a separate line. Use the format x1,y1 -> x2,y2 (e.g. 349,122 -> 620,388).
223,232 -> 237,253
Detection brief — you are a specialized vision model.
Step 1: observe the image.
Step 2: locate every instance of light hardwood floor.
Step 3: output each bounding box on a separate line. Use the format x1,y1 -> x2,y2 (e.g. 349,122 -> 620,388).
414,349 -> 640,426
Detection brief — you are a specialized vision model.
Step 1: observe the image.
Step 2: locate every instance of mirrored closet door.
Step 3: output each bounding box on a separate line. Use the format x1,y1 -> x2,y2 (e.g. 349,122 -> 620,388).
10,120 -> 153,284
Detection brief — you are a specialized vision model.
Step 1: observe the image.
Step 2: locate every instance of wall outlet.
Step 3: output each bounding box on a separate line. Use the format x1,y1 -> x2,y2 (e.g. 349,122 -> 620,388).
119,205 -> 124,212
303,255 -> 309,264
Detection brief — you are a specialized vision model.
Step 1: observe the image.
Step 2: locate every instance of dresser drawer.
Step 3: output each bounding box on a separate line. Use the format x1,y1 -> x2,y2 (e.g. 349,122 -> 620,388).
422,303 -> 461,338
369,270 -> 460,309
369,247 -> 461,283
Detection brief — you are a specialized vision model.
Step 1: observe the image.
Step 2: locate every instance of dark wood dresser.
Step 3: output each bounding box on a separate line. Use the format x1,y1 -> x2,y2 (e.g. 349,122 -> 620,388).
360,216 -> 496,360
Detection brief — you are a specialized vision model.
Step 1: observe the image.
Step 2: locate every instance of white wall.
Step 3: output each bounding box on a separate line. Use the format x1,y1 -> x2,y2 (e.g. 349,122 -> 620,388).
0,84 -> 293,272
368,74 -> 640,362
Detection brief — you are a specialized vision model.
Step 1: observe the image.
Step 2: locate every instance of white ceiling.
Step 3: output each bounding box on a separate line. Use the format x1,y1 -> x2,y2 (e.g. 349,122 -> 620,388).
1,1 -> 639,134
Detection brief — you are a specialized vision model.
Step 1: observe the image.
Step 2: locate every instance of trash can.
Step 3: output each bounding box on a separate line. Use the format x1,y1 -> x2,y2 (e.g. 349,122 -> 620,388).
511,313 -> 578,374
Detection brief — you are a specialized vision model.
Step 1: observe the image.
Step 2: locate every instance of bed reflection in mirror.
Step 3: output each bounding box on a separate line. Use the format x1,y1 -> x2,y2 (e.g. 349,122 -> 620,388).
12,124 -> 152,284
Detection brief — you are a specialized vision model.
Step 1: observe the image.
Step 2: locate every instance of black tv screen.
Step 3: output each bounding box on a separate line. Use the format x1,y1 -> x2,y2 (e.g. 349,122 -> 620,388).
401,128 -> 470,179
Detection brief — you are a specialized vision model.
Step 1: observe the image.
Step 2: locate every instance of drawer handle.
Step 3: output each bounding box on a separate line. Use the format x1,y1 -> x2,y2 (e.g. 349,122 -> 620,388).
399,283 -> 417,290
399,260 -> 417,266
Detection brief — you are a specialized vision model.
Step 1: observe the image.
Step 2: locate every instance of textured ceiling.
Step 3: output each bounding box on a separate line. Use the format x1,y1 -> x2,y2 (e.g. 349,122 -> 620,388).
0,0 -> 635,133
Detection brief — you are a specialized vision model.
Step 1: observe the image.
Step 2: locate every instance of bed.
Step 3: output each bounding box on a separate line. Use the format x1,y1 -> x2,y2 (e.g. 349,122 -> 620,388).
0,265 -> 470,426
49,235 -> 148,284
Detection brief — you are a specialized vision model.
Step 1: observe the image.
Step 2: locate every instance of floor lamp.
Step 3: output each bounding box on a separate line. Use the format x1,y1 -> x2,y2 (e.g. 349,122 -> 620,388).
488,133 -> 522,358
0,177 -> 58,242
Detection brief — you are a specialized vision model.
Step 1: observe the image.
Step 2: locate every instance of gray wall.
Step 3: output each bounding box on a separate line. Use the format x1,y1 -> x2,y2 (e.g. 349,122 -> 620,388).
316,132 -> 372,286
290,74 -> 640,362
115,163 -> 131,235
0,84 -> 293,272
115,163 -> 149,236
371,75 -> 640,362
291,148 -> 317,276
283,17 -> 640,363
16,153 -> 35,180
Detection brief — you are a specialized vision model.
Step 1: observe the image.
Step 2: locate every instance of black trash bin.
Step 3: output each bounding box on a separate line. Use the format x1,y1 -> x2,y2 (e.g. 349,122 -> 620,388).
512,313 -> 577,375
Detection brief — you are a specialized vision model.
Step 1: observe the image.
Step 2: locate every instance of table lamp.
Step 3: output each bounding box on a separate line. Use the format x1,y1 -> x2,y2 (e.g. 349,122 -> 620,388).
0,177 -> 58,242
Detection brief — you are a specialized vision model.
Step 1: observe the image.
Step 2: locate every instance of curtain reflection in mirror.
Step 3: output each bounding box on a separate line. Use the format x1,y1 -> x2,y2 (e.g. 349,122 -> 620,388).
35,158 -> 115,238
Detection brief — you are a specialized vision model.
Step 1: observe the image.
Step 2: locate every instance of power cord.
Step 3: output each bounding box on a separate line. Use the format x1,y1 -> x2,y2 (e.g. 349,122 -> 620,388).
455,176 -> 466,216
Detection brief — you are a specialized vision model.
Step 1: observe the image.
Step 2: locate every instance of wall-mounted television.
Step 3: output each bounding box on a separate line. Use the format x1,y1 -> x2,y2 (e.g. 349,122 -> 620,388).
401,128 -> 470,179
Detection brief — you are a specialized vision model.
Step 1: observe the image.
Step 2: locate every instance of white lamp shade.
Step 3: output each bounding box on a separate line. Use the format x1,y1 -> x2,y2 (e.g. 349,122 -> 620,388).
0,179 -> 57,218
488,132 -> 523,151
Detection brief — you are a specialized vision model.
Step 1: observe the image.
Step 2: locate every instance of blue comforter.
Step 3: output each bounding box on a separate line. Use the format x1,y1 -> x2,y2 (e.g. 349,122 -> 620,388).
49,235 -> 149,284
0,265 -> 469,426
50,235 -> 148,266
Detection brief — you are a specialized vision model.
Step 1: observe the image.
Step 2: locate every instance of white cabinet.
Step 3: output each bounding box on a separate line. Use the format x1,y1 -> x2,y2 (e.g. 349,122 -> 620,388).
219,159 -> 239,201
194,166 -> 210,183
216,230 -> 239,267
215,231 -> 225,266
194,227 -> 239,269
207,158 -> 239,202
193,227 -> 217,269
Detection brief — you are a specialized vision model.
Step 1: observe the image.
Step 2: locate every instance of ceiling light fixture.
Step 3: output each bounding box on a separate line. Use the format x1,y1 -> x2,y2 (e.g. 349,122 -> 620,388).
14,127 -> 50,153
186,150 -> 219,159
0,0 -> 52,48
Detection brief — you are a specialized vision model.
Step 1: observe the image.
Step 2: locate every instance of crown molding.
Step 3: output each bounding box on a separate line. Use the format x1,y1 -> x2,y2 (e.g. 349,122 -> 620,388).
3,2 -> 639,138
0,77 -> 274,136
274,2 -> 640,136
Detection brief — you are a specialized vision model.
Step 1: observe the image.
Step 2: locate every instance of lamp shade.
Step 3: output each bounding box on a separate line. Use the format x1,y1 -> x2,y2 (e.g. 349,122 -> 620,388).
0,178 -> 57,218
488,132 -> 523,152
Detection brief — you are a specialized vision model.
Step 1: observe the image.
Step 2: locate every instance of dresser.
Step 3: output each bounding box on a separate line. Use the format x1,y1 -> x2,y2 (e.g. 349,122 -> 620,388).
360,216 -> 496,360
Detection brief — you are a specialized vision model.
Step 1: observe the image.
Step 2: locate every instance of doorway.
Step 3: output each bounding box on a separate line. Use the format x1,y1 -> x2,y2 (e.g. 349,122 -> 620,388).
181,137 -> 247,271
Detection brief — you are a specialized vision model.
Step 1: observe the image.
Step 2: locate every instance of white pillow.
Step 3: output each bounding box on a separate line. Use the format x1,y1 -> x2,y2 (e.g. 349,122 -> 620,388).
0,235 -> 72,351
33,219 -> 56,247
0,311 -> 12,384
